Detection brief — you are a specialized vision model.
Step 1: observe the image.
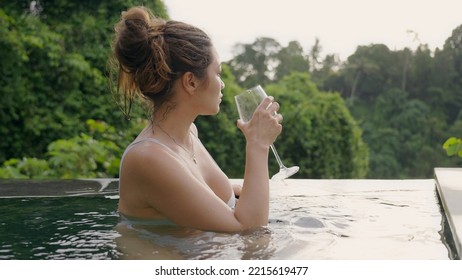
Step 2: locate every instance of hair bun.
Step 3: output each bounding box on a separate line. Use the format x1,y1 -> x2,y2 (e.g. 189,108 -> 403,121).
122,6 -> 166,39
122,6 -> 150,24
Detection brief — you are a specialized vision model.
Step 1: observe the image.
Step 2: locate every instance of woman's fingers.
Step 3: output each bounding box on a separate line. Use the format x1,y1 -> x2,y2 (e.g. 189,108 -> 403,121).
237,96 -> 283,145
259,96 -> 274,111
267,101 -> 280,113
274,113 -> 283,124
236,119 -> 245,131
259,97 -> 281,118
256,97 -> 283,124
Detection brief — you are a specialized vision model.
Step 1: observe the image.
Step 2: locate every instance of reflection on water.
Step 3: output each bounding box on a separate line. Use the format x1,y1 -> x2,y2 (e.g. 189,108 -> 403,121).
0,179 -> 454,259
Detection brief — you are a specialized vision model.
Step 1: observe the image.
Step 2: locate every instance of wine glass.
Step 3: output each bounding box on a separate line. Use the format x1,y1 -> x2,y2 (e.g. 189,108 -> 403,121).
234,85 -> 299,180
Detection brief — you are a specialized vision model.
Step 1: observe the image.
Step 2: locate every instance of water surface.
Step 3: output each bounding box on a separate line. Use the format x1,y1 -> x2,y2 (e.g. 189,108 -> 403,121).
0,179 -> 452,259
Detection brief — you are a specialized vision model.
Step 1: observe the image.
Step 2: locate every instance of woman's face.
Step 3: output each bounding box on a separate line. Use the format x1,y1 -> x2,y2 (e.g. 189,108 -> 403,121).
197,47 -> 225,115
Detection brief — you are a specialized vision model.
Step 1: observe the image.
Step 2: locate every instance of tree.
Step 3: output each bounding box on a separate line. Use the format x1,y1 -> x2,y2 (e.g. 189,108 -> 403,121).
0,10 -> 103,162
444,24 -> 462,79
274,41 -> 309,81
228,37 -> 282,87
0,1 -> 168,163
365,89 -> 436,178
265,72 -> 369,178
309,37 -> 322,72
344,45 -> 397,102
311,53 -> 341,89
440,24 -> 462,123
399,47 -> 412,91
345,56 -> 379,101
407,45 -> 433,100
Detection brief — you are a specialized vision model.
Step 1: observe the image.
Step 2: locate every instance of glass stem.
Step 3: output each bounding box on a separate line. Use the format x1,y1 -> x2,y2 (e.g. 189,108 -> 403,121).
270,144 -> 286,169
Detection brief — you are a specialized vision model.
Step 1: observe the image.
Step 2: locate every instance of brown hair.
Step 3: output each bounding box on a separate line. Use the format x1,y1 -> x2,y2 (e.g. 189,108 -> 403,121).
111,6 -> 213,118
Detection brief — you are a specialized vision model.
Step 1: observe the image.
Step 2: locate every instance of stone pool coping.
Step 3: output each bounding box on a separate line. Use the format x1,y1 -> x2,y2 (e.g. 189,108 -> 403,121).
0,178 -> 119,197
0,168 -> 461,259
434,168 -> 462,258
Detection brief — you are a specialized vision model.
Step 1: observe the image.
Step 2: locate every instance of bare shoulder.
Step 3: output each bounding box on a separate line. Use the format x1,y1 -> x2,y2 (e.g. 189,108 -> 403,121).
119,140 -> 192,211
119,139 -> 241,230
121,140 -> 181,181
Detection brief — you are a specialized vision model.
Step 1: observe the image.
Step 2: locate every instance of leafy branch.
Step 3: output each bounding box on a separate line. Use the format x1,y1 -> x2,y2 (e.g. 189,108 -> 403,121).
443,137 -> 462,157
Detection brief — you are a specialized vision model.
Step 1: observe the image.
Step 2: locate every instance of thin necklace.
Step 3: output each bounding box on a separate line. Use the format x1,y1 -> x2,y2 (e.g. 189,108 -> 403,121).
154,124 -> 197,164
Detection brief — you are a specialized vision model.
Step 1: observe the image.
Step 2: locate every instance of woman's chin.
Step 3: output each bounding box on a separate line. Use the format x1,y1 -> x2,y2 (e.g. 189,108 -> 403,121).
201,108 -> 220,116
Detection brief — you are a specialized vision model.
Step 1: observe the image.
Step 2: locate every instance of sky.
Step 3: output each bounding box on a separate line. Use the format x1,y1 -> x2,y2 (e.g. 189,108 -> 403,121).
162,0 -> 462,62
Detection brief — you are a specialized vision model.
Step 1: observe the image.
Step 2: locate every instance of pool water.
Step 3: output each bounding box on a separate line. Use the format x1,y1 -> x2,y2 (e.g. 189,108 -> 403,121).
0,196 -> 120,259
0,179 -> 456,259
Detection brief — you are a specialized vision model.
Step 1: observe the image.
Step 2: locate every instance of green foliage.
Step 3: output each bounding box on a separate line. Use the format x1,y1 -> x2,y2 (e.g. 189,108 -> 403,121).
0,1 -> 167,163
274,41 -> 310,81
227,36 -> 340,90
350,85 -> 462,178
322,27 -> 462,178
0,158 -> 51,179
46,132 -> 119,178
442,115 -> 462,159
228,37 -> 282,87
196,70 -> 369,179
266,72 -> 369,178
225,25 -> 462,178
0,119 -> 145,179
0,1 -> 370,180
2,1 -> 461,180
443,137 -> 462,157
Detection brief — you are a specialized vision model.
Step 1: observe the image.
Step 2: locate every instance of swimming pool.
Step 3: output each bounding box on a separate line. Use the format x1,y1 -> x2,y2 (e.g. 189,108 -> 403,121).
0,178 -> 458,259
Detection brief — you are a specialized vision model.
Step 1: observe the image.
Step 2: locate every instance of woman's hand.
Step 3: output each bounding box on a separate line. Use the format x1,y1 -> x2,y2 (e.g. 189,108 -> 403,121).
236,96 -> 283,148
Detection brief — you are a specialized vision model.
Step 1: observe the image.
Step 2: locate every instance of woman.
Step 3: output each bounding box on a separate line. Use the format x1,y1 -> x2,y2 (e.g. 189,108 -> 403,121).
112,6 -> 283,233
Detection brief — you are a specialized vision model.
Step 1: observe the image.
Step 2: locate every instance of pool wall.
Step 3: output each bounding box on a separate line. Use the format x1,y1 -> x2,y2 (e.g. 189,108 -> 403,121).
434,168 -> 462,258
0,178 -> 119,198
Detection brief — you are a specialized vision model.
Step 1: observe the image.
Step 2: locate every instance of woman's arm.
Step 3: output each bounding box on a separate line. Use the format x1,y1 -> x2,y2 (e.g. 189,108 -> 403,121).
233,96 -> 282,227
123,96 -> 282,232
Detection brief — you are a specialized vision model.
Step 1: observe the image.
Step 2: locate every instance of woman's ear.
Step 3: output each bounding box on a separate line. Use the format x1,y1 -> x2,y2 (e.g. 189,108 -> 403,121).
181,72 -> 200,95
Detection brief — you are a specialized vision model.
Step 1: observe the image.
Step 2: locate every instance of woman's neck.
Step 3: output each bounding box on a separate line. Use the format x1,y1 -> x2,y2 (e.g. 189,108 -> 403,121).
151,106 -> 197,145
